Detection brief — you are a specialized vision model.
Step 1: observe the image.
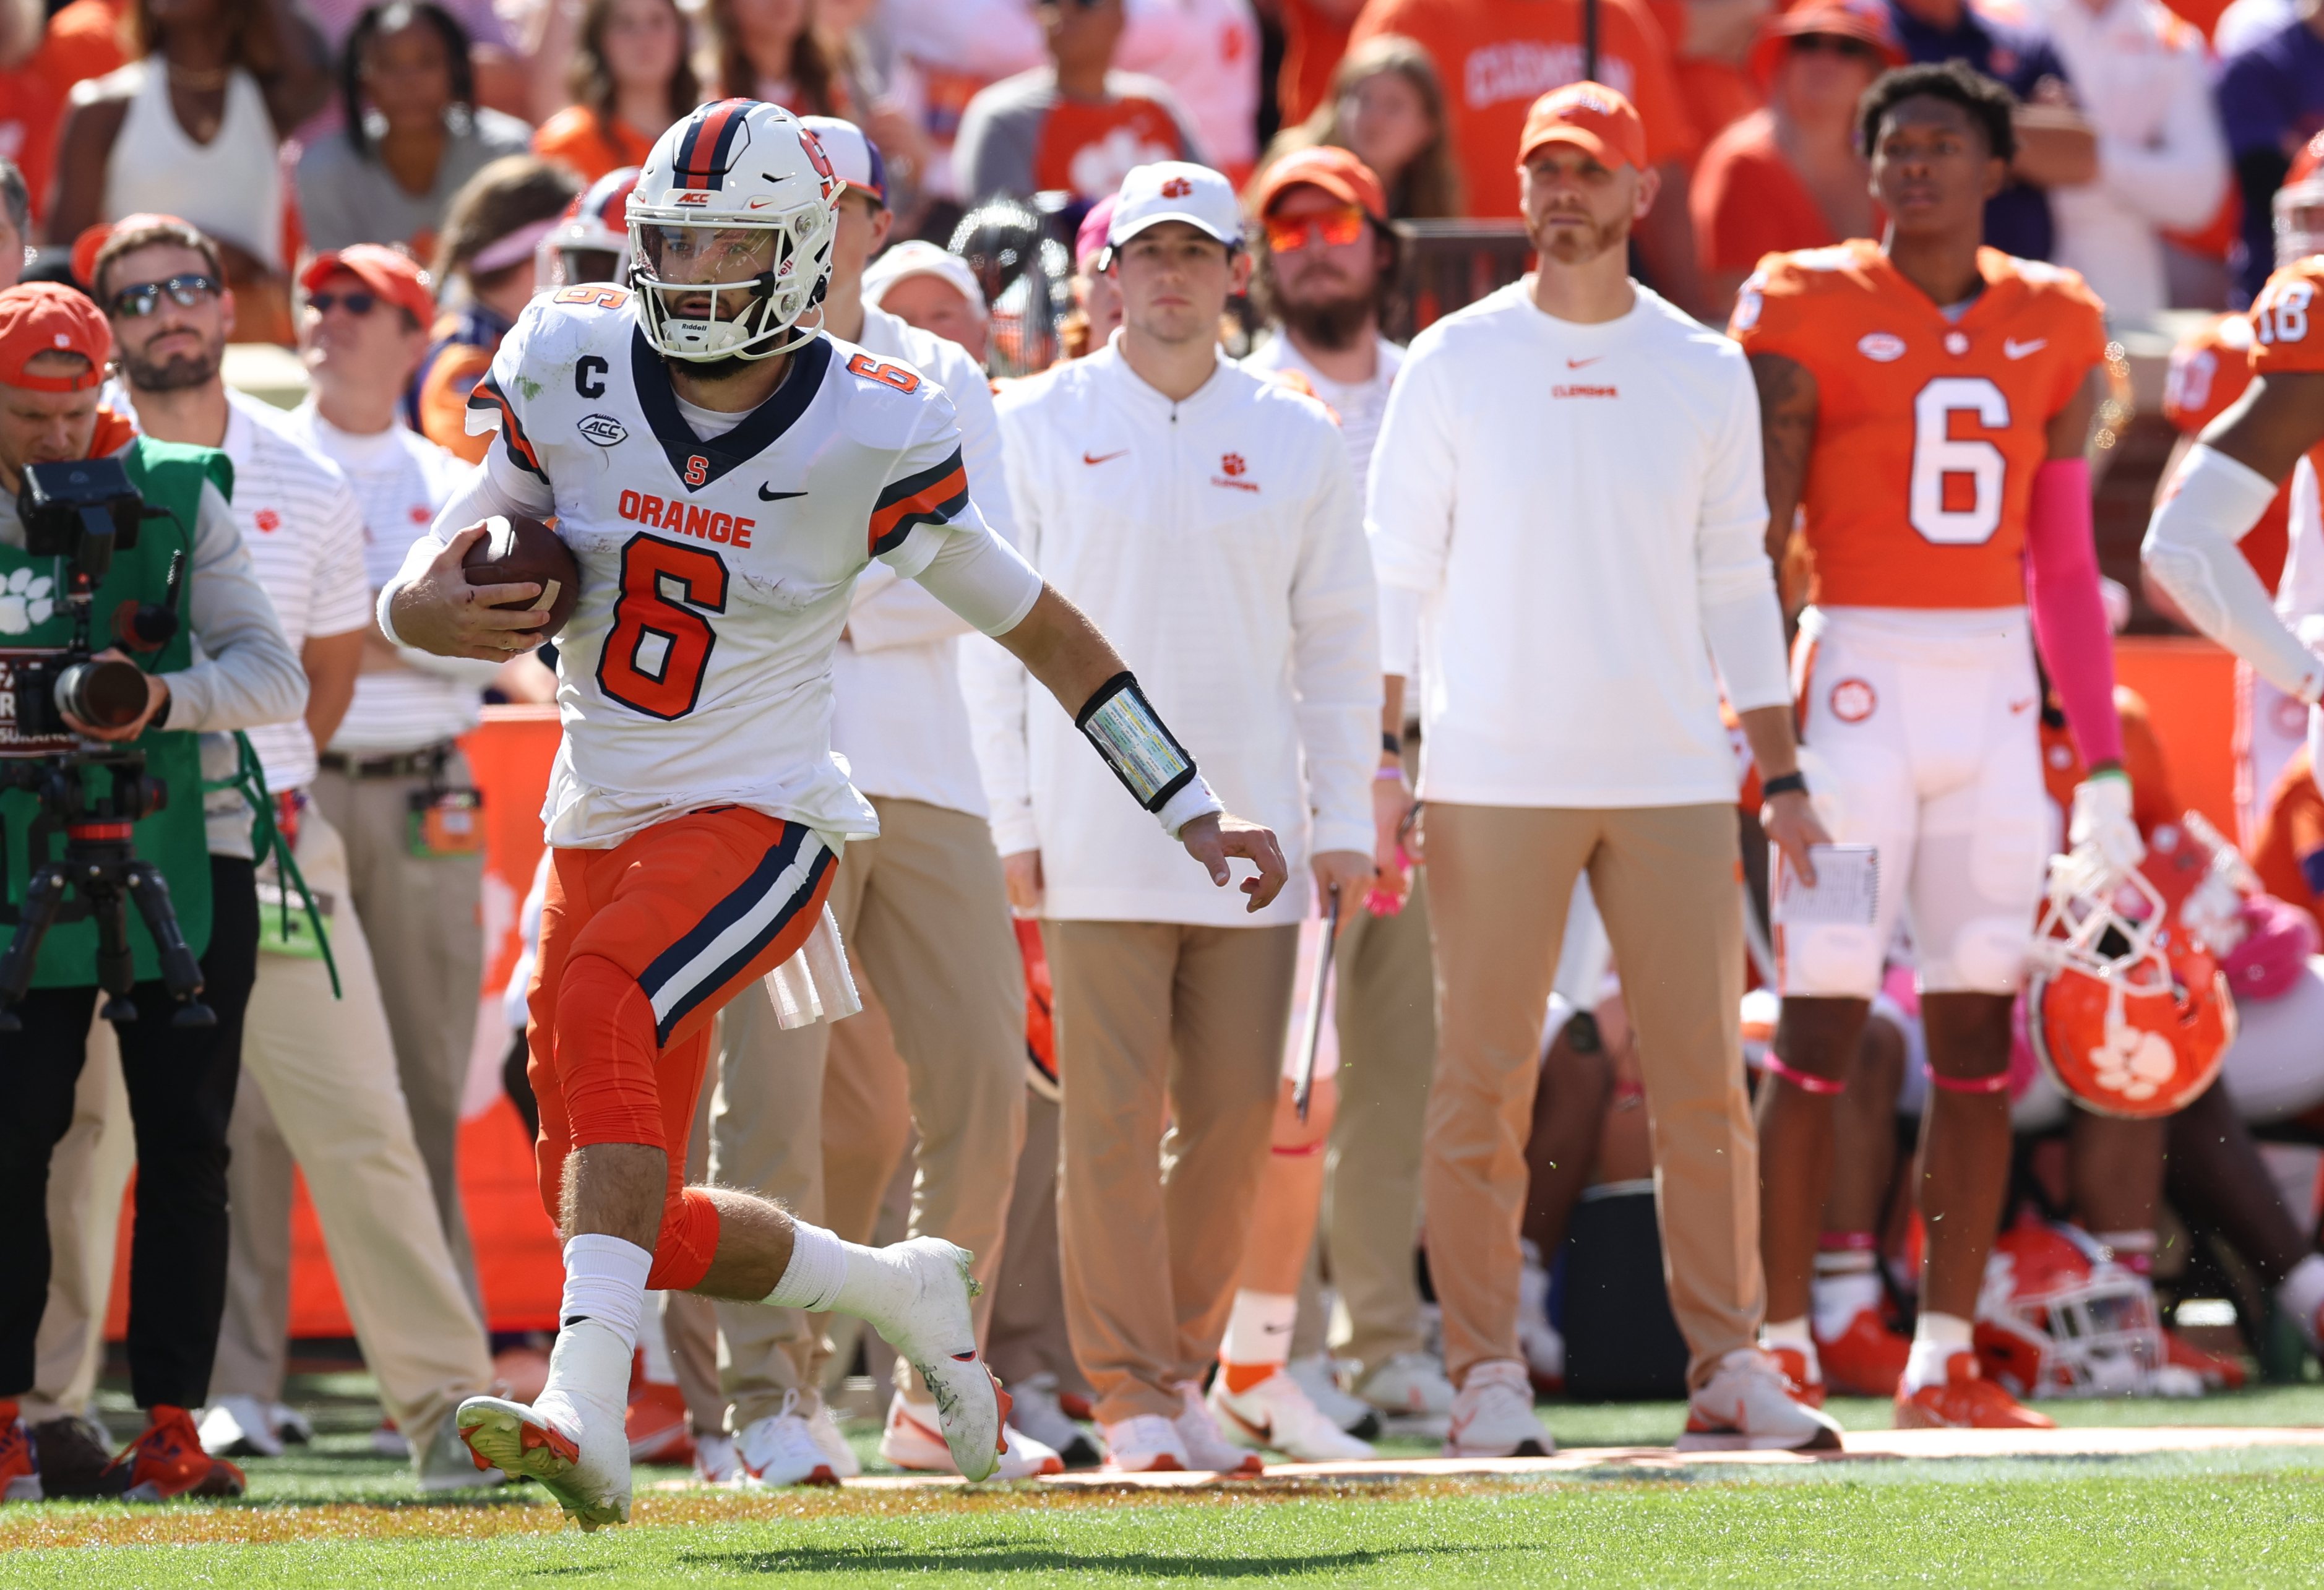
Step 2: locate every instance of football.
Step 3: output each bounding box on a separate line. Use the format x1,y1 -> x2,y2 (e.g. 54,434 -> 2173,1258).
461,514 -> 579,642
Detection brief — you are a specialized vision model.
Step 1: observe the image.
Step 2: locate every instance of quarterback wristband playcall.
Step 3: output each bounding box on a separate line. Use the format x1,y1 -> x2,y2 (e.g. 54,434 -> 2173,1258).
1077,671 -> 1216,834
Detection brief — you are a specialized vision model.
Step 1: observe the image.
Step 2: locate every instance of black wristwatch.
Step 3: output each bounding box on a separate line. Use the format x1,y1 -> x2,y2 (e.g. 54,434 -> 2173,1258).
1762,771 -> 1807,799
1382,731 -> 1403,757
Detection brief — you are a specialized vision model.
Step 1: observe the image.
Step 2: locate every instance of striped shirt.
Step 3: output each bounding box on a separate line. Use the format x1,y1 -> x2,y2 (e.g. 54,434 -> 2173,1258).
221,392 -> 373,792
285,403 -> 496,755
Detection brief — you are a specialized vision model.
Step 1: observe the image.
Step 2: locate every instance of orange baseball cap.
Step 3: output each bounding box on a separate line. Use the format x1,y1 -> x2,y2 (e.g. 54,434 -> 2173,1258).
1252,145 -> 1389,224
1517,82 -> 1648,172
1748,0 -> 1906,87
0,283 -> 114,392
301,244 -> 437,326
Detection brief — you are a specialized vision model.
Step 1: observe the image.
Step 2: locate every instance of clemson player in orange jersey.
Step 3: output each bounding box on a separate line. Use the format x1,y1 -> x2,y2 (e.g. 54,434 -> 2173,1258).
1730,61 -> 2136,1430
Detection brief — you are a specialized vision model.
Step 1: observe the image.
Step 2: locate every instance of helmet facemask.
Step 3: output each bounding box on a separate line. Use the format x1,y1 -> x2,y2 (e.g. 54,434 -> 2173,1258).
630,206 -> 832,362
2276,178 -> 2324,271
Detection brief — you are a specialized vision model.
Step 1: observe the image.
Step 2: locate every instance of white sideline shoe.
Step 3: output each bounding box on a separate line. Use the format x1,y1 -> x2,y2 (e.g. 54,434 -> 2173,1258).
855,1238 -> 1008,1482
733,1394 -> 839,1488
1285,1355 -> 1380,1439
1101,1413 -> 1189,1472
1007,1371 -> 1101,1468
880,1390 -> 1062,1478
457,1318 -> 634,1530
1357,1351 -> 1457,1419
1677,1347 -> 1844,1452
1443,1359 -> 1556,1458
693,1431 -> 739,1485
1171,1382 -> 1262,1474
1209,1372 -> 1377,1462
196,1395 -> 282,1459
808,1403 -> 861,1478
416,1411 -> 506,1492
269,1403 -> 314,1445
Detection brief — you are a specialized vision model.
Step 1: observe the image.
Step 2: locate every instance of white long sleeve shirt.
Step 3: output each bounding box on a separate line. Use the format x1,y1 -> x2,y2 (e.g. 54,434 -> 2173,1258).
830,305 -> 1016,819
1367,280 -> 1786,809
2029,0 -> 2229,324
973,338 -> 1378,926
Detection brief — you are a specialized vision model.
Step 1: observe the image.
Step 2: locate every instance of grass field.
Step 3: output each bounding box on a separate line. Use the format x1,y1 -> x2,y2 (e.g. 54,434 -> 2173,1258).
9,1380 -> 2323,1586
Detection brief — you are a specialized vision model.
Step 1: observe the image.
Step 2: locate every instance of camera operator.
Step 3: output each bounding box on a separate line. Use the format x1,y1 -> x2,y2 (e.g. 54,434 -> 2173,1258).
0,281 -> 303,1502
86,218 -> 500,1488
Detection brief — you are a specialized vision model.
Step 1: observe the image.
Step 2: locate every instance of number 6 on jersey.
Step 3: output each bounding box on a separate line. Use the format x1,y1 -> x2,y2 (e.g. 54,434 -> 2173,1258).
1909,377 -> 2009,546
596,533 -> 728,719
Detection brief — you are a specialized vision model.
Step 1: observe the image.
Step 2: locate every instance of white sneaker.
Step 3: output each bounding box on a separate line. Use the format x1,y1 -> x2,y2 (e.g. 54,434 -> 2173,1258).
853,1238 -> 1007,1482
1171,1381 -> 1262,1474
457,1318 -> 635,1530
1101,1412 -> 1190,1472
808,1403 -> 861,1479
880,1388 -> 1061,1477
1443,1359 -> 1556,1458
1676,1347 -> 1845,1453
1007,1370 -> 1101,1468
1208,1372 -> 1377,1462
196,1394 -> 282,1459
371,1420 -> 410,1458
416,1409 -> 506,1492
1285,1355 -> 1380,1438
1357,1351 -> 1458,1418
693,1432 -> 739,1485
733,1394 -> 840,1488
269,1403 -> 314,1445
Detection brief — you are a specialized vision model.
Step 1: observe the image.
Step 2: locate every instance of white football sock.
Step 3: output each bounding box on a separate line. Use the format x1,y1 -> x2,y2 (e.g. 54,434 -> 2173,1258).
762,1217 -> 850,1311
1221,1291 -> 1297,1369
1810,1269 -> 1885,1341
559,1234 -> 653,1352
1758,1315 -> 1821,1383
1901,1310 -> 1974,1394
2277,1253 -> 2324,1345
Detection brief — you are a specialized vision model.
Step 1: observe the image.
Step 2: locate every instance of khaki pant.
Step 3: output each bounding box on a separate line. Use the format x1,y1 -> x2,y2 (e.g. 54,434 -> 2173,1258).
987,1087 -> 1091,1399
212,807 -> 493,1452
312,756 -> 484,1299
25,1025 -> 134,1424
1048,919 -> 1299,1424
1424,802 -> 1760,1390
710,797 -> 1025,1430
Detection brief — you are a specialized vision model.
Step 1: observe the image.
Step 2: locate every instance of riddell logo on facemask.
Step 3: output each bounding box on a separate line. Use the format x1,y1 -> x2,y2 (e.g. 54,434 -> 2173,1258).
619,488 -> 756,546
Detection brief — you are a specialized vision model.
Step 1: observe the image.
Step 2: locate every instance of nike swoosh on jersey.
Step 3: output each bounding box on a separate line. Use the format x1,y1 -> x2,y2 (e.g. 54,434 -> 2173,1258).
2003,338 -> 2047,360
1083,450 -> 1129,465
758,486 -> 807,501
1566,356 -> 1602,369
2009,697 -> 2036,713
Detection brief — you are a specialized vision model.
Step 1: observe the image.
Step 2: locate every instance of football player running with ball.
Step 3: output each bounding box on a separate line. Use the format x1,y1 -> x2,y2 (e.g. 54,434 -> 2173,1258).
1730,62 -> 2136,1429
380,100 -> 1286,1529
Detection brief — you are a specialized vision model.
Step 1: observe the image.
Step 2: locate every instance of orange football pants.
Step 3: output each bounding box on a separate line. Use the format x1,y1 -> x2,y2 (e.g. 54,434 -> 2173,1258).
527,807 -> 837,1291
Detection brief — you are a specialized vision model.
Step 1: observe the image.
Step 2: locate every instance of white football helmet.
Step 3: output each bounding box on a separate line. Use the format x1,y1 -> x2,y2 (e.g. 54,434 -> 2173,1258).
2275,173 -> 2324,270
541,165 -> 641,289
627,99 -> 840,361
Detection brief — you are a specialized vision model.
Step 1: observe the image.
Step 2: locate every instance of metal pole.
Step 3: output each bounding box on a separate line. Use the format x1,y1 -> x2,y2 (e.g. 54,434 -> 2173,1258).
1583,0 -> 1601,84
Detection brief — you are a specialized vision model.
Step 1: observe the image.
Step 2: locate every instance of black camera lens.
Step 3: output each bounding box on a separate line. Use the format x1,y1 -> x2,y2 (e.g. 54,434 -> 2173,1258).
54,658 -> 148,730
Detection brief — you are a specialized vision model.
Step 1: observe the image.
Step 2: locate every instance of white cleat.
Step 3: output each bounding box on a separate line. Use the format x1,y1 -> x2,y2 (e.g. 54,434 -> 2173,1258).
692,1432 -> 739,1485
1442,1359 -> 1556,1458
1101,1412 -> 1190,1473
1356,1351 -> 1458,1419
1676,1347 -> 1844,1453
1284,1354 -> 1381,1439
1208,1371 -> 1377,1463
457,1318 -> 634,1531
1171,1381 -> 1262,1474
733,1396 -> 838,1489
854,1237 -> 1008,1482
807,1403 -> 861,1479
196,1394 -> 283,1459
1007,1371 -> 1101,1468
879,1390 -> 1062,1477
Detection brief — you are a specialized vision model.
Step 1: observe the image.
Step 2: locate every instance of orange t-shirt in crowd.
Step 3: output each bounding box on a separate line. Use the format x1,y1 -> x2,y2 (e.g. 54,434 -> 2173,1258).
2163,311 -> 2290,593
1638,0 -> 1759,146
2039,687 -> 2178,841
533,105 -> 661,186
2251,747 -> 2324,911
1278,0 -> 1357,129
1690,110 -> 1839,284
1349,0 -> 1697,218
1729,240 -> 2108,610
32,0 -> 128,101
0,66 -> 64,222
2158,0 -> 2233,38
1031,96 -> 1190,196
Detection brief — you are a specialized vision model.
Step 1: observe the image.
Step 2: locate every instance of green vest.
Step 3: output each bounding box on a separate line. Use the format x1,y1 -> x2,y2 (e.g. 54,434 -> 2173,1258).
0,439 -> 231,988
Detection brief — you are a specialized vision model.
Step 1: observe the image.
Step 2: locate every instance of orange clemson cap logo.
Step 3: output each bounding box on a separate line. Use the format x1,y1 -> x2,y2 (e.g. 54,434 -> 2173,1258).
1160,177 -> 1194,198
1221,453 -> 1246,476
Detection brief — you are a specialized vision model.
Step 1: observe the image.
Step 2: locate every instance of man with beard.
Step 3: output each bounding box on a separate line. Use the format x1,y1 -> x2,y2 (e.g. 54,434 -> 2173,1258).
92,217 -> 499,1484
1366,84 -> 1841,1455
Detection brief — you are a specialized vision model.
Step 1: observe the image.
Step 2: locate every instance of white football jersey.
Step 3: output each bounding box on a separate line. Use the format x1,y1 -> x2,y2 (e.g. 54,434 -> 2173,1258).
465,282 -> 997,849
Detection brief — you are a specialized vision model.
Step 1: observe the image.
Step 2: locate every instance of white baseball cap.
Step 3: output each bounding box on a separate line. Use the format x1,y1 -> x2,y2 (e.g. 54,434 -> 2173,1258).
863,240 -> 989,320
1106,161 -> 1243,252
799,115 -> 887,205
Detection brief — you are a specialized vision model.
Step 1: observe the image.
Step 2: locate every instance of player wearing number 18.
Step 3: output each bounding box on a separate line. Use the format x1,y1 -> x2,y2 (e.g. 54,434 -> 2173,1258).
1729,62 -> 2132,1429
377,98 -> 1288,1530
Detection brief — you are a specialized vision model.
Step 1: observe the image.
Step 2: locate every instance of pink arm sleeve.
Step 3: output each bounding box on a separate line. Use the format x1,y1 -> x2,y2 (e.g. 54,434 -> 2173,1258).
2025,457 -> 2124,769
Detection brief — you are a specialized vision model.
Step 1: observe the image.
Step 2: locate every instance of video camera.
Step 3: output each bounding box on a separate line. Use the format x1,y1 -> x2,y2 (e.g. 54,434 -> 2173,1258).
0,457 -> 212,1031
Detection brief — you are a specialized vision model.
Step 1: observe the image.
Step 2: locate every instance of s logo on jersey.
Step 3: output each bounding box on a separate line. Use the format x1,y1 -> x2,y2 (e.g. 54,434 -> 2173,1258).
578,414 -> 629,447
1857,332 -> 1906,363
684,454 -> 710,488
1829,678 -> 1877,723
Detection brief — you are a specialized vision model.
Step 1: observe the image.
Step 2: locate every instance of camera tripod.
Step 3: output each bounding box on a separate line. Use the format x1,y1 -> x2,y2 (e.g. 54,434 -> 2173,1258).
0,747 -> 214,1033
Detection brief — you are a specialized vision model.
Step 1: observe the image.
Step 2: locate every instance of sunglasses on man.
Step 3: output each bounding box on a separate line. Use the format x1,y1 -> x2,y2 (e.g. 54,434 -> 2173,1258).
307,290 -> 384,317
1789,32 -> 1882,61
109,273 -> 221,319
1263,204 -> 1367,254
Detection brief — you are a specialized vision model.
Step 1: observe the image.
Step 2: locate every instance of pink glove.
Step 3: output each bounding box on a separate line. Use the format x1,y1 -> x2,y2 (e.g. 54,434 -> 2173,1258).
2219,896 -> 2320,1002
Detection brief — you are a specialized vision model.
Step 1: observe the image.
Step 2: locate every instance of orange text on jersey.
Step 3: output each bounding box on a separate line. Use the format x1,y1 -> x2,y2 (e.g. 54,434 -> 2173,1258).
619,489 -> 756,548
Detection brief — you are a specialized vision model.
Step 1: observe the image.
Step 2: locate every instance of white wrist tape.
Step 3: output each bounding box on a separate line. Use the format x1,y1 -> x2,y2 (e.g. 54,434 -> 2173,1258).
2143,445 -> 2323,703
1077,671 -> 1214,834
